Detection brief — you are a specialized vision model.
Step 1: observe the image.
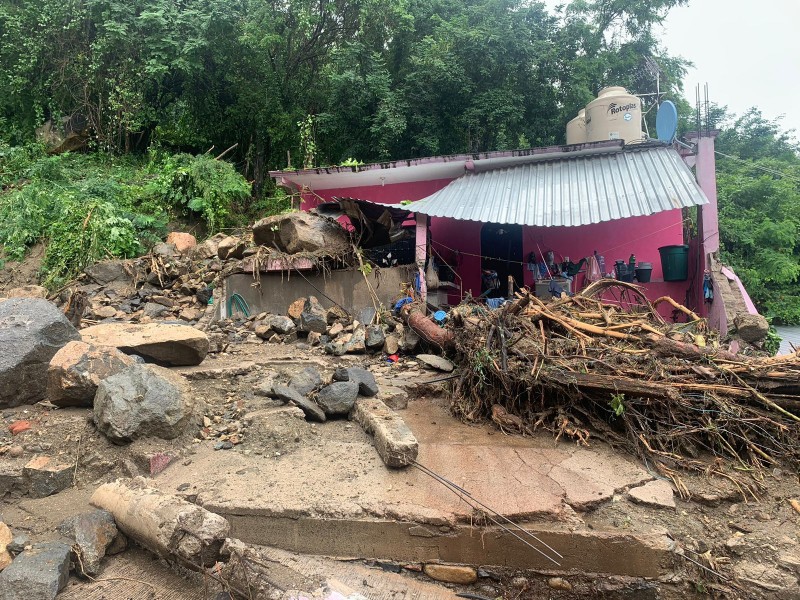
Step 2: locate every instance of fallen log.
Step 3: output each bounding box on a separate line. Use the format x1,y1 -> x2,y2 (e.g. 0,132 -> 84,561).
90,478 -> 230,568
402,305 -> 455,350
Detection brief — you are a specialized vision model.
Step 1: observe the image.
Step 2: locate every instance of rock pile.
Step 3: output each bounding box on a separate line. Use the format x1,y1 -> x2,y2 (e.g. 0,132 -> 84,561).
0,510 -> 125,597
247,364 -> 381,426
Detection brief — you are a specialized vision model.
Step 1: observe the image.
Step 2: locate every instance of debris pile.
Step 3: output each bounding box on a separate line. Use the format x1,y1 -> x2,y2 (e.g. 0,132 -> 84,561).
447,280 -> 800,498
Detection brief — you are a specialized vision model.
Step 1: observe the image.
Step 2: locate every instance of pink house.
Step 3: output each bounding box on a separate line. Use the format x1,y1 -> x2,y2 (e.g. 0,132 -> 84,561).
270,134 -> 752,331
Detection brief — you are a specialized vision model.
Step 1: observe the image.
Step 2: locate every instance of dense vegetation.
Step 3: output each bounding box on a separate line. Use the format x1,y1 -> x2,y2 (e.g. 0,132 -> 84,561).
0,0 -> 689,181
714,109 -> 800,325
0,0 -> 797,323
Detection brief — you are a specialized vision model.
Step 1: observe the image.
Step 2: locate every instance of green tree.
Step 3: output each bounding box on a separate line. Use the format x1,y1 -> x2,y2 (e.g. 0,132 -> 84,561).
715,109 -> 800,324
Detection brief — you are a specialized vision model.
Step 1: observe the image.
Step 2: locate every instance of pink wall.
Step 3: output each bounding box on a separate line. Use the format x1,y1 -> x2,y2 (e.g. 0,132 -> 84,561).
521,209 -> 685,286
300,182 -> 694,316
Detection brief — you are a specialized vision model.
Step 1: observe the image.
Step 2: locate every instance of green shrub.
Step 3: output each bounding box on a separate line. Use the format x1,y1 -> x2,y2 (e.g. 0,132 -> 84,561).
0,150 -> 168,288
149,153 -> 252,232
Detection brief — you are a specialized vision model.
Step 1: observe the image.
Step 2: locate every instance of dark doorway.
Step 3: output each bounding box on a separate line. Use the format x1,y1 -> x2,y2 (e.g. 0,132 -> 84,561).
480,223 -> 523,298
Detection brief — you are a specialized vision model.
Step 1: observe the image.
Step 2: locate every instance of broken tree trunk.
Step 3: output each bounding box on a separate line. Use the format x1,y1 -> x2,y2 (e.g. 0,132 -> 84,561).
90,478 -> 230,568
402,305 -> 455,350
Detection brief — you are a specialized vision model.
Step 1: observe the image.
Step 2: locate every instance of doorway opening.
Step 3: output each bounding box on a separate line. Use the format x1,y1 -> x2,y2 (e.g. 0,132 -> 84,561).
480,223 -> 523,298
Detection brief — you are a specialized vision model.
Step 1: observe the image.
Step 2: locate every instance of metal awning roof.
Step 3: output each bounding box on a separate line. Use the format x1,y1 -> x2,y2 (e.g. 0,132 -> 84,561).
397,144 -> 707,227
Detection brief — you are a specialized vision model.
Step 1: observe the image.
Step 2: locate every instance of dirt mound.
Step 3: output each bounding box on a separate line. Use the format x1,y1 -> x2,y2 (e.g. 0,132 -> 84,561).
0,244 -> 44,294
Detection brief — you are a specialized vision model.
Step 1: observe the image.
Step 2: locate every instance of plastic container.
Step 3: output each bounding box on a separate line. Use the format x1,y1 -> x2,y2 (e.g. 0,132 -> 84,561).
585,86 -> 643,144
658,245 -> 689,281
635,262 -> 653,283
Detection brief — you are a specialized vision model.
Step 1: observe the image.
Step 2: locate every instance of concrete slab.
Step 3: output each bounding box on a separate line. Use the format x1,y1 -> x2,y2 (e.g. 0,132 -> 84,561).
153,398 -> 668,576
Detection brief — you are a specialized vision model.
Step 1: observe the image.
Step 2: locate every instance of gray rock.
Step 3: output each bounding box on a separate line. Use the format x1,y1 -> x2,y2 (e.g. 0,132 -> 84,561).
93,364 -> 195,444
8,534 -> 30,555
316,381 -> 358,417
299,296 -> 328,334
332,367 -> 349,382
272,385 -> 326,422
346,367 -> 379,397
57,510 -> 117,577
143,301 -> 169,318
84,260 -> 130,285
734,313 -> 770,344
0,299 -> 81,408
344,326 -> 366,354
151,242 -> 178,258
365,325 -> 385,350
267,315 -> 295,335
383,334 -> 400,355
323,342 -> 346,356
401,329 -> 420,352
23,457 -> 72,498
288,367 -> 322,396
0,541 -> 71,600
358,307 -> 377,326
416,354 -> 455,372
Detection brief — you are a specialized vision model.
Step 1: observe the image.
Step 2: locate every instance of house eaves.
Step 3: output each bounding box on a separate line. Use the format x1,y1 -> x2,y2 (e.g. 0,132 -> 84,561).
394,144 -> 708,227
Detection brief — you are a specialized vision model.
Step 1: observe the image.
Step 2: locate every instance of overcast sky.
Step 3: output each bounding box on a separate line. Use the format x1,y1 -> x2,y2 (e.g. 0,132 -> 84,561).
543,0 -> 800,139
660,0 -> 800,137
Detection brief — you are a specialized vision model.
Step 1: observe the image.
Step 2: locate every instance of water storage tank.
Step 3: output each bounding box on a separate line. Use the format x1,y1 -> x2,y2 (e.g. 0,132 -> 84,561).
585,86 -> 643,144
566,109 -> 587,144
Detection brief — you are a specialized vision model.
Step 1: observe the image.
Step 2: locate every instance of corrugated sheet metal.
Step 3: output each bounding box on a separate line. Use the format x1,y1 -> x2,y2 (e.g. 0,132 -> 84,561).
401,146 -> 707,227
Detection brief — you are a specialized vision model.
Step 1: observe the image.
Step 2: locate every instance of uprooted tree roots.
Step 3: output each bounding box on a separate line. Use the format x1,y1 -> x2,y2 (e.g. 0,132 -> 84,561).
448,280 -> 800,500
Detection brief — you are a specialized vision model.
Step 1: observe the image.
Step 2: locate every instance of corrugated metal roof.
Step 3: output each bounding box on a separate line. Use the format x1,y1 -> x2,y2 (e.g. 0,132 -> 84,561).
399,145 -> 707,227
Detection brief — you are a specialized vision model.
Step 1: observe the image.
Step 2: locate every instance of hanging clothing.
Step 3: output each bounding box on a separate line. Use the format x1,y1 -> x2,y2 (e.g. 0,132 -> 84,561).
585,255 -> 602,283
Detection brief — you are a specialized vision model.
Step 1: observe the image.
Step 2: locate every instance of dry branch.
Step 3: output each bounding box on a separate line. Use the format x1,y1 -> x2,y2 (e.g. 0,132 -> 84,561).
446,288 -> 800,499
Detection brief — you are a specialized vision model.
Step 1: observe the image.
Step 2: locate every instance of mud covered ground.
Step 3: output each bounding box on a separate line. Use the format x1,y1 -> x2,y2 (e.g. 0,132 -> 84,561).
1,341 -> 799,599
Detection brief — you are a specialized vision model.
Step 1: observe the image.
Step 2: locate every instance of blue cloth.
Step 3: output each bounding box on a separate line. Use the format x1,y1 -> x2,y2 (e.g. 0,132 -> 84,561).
486,297 -> 506,309
394,297 -> 414,313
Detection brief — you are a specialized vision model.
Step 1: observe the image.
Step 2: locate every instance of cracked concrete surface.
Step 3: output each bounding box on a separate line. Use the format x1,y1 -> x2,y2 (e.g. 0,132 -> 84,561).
154,398 -> 652,523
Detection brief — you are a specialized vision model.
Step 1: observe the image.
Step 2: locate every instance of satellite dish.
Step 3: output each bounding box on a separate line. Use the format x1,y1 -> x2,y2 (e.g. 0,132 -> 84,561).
656,100 -> 678,142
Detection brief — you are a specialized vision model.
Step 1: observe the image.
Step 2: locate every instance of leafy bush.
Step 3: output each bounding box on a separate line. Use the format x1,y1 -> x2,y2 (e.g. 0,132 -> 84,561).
0,149 -> 168,288
149,153 -> 252,232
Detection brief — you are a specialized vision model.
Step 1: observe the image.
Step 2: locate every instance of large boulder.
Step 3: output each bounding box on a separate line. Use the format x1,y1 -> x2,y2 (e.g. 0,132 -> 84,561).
94,364 -> 195,444
84,260 -> 132,286
217,236 -> 247,260
316,381 -> 358,417
80,323 -> 209,366
0,298 -> 80,408
252,212 -> 350,255
46,341 -> 137,407
734,313 -> 770,344
299,296 -> 328,334
165,232 -> 197,254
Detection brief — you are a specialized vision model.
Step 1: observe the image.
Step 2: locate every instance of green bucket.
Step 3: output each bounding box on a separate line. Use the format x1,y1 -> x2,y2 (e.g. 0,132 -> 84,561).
658,245 -> 689,281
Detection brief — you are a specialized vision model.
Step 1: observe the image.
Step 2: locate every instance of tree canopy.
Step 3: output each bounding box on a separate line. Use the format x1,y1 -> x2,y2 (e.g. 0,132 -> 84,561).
0,0 -> 689,185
